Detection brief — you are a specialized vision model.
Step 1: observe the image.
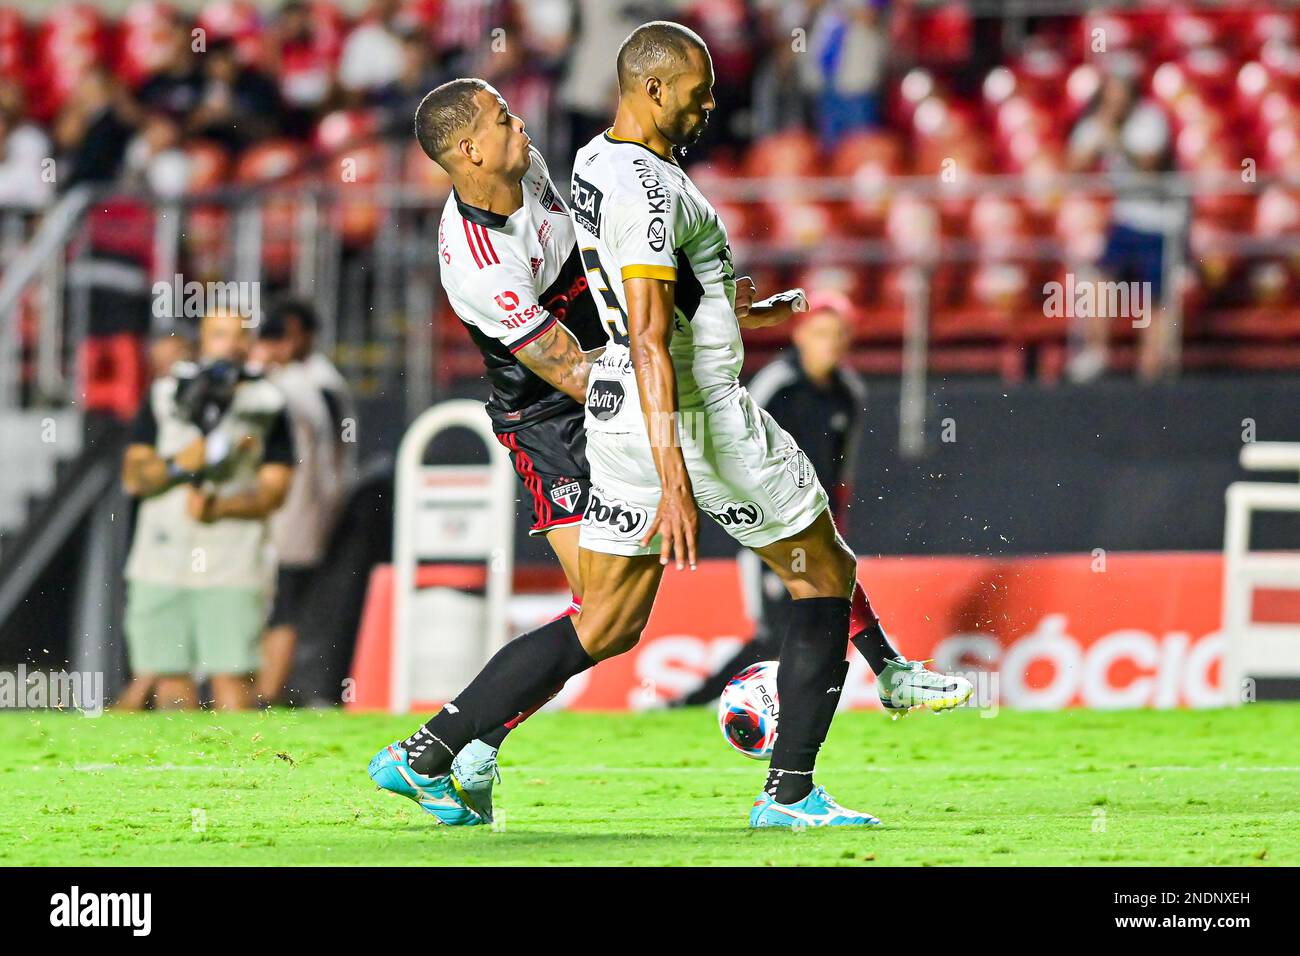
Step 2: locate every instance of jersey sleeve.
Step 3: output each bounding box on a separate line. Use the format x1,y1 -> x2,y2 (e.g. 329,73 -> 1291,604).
605,182 -> 679,284
455,260 -> 557,354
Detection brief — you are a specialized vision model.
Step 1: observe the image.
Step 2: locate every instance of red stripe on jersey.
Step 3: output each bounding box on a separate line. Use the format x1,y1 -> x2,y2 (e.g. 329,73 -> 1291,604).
477,224 -> 500,265
507,315 -> 557,353
462,218 -> 483,269
497,432 -> 551,531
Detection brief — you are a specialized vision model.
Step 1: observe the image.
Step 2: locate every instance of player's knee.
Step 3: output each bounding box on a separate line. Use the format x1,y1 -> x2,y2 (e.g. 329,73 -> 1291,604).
575,614 -> 643,661
807,541 -> 857,598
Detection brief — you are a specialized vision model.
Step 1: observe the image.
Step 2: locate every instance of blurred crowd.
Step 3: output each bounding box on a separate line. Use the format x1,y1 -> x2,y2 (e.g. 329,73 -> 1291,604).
0,0 -> 908,205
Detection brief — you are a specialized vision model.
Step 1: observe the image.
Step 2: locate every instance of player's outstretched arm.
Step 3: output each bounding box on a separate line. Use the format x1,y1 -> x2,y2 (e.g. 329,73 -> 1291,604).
514,322 -> 604,405
625,275 -> 698,570
736,280 -> 809,329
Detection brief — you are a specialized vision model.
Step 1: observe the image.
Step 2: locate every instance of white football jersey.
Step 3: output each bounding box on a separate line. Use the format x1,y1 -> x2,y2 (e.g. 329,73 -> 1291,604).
438,147 -> 602,430
570,131 -> 740,432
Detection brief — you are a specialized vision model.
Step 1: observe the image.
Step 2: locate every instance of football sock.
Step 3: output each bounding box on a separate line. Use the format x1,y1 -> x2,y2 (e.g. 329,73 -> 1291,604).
471,595 -> 583,751
405,616 -> 595,777
765,596 -> 851,804
848,583 -> 902,675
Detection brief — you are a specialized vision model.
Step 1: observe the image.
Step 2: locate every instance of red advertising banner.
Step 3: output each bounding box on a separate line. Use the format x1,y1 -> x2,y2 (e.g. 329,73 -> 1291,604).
352,552 -> 1249,711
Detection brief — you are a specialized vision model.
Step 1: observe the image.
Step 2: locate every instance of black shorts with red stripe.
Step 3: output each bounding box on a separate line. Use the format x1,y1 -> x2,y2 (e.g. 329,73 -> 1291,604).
495,403 -> 591,536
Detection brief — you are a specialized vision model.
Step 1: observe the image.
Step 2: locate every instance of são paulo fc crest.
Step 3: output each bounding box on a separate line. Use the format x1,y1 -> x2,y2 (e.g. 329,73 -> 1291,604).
550,480 -> 582,513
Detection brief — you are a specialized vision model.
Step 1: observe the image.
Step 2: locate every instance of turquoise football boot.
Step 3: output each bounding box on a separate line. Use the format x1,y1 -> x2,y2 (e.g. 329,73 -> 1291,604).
750,785 -> 882,828
450,738 -> 500,825
367,743 -> 483,826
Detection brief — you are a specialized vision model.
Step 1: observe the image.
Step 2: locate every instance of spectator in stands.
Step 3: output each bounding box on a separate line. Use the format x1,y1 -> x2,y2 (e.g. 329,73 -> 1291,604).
751,0 -> 815,137
338,0 -> 406,102
121,111 -> 190,200
374,25 -> 444,128
54,68 -> 137,190
268,0 -> 338,138
684,0 -> 758,153
0,104 -> 54,209
1067,67 -> 1179,383
805,0 -> 889,148
677,292 -> 866,705
251,297 -> 356,705
120,310 -> 295,710
136,17 -> 205,121
189,37 -> 283,153
556,0 -> 646,163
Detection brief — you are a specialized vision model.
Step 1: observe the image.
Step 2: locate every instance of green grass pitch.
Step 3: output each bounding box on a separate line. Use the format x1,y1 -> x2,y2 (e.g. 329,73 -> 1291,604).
0,705 -> 1296,866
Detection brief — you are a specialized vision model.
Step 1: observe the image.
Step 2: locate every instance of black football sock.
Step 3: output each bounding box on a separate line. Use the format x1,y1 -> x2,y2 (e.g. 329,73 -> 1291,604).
764,596 -> 851,804
404,617 -> 594,777
474,682 -> 564,750
848,583 -> 901,675
476,724 -> 511,750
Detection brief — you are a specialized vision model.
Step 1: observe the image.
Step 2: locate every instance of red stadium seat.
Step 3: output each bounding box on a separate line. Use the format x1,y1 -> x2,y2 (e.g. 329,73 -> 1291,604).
742,129 -> 819,178
314,108 -> 380,154
829,132 -> 903,232
236,141 -> 308,277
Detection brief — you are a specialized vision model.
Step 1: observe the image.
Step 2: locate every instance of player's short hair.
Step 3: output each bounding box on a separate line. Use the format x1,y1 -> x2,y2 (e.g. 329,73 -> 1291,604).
616,21 -> 708,94
414,77 -> 488,164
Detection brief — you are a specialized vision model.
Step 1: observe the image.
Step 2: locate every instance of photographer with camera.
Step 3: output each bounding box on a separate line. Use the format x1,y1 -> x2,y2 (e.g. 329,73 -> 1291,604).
121,310 -> 296,710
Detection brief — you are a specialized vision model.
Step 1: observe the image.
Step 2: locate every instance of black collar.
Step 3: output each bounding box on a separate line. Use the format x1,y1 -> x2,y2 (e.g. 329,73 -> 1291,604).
454,189 -> 509,229
603,131 -> 676,164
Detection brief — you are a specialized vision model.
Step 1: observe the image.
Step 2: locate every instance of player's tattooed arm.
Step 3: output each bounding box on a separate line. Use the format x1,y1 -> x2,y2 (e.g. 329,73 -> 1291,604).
514,322 -> 604,404
625,275 -> 698,570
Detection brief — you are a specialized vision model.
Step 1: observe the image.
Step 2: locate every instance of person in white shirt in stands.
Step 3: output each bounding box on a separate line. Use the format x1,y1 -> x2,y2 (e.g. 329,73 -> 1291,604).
338,0 -> 407,101
252,297 -> 356,705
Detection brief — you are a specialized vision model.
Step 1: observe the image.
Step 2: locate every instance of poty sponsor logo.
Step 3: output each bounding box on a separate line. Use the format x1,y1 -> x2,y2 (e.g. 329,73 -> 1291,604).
0,665 -> 104,717
704,501 -> 763,528
494,290 -> 520,311
584,489 -> 647,538
50,886 -> 151,936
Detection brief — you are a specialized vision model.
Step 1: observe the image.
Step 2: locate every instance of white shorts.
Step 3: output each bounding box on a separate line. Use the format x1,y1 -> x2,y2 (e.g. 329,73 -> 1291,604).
579,386 -> 829,556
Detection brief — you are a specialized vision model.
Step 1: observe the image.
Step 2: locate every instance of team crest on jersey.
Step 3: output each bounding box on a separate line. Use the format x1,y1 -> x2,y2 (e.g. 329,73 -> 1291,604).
785,450 -> 815,488
550,480 -> 582,513
539,181 -> 566,214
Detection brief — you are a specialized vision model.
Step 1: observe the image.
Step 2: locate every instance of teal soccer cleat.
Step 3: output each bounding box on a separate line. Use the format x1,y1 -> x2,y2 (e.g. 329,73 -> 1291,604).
749,786 -> 882,829
450,739 -> 500,825
367,743 -> 483,826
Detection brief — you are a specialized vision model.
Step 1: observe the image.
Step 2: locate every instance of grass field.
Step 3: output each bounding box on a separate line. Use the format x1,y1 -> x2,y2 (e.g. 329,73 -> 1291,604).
0,705 -> 1296,866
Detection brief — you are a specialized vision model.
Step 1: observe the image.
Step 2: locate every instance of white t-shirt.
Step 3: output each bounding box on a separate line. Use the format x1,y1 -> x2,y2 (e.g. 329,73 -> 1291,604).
570,131 -> 740,433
